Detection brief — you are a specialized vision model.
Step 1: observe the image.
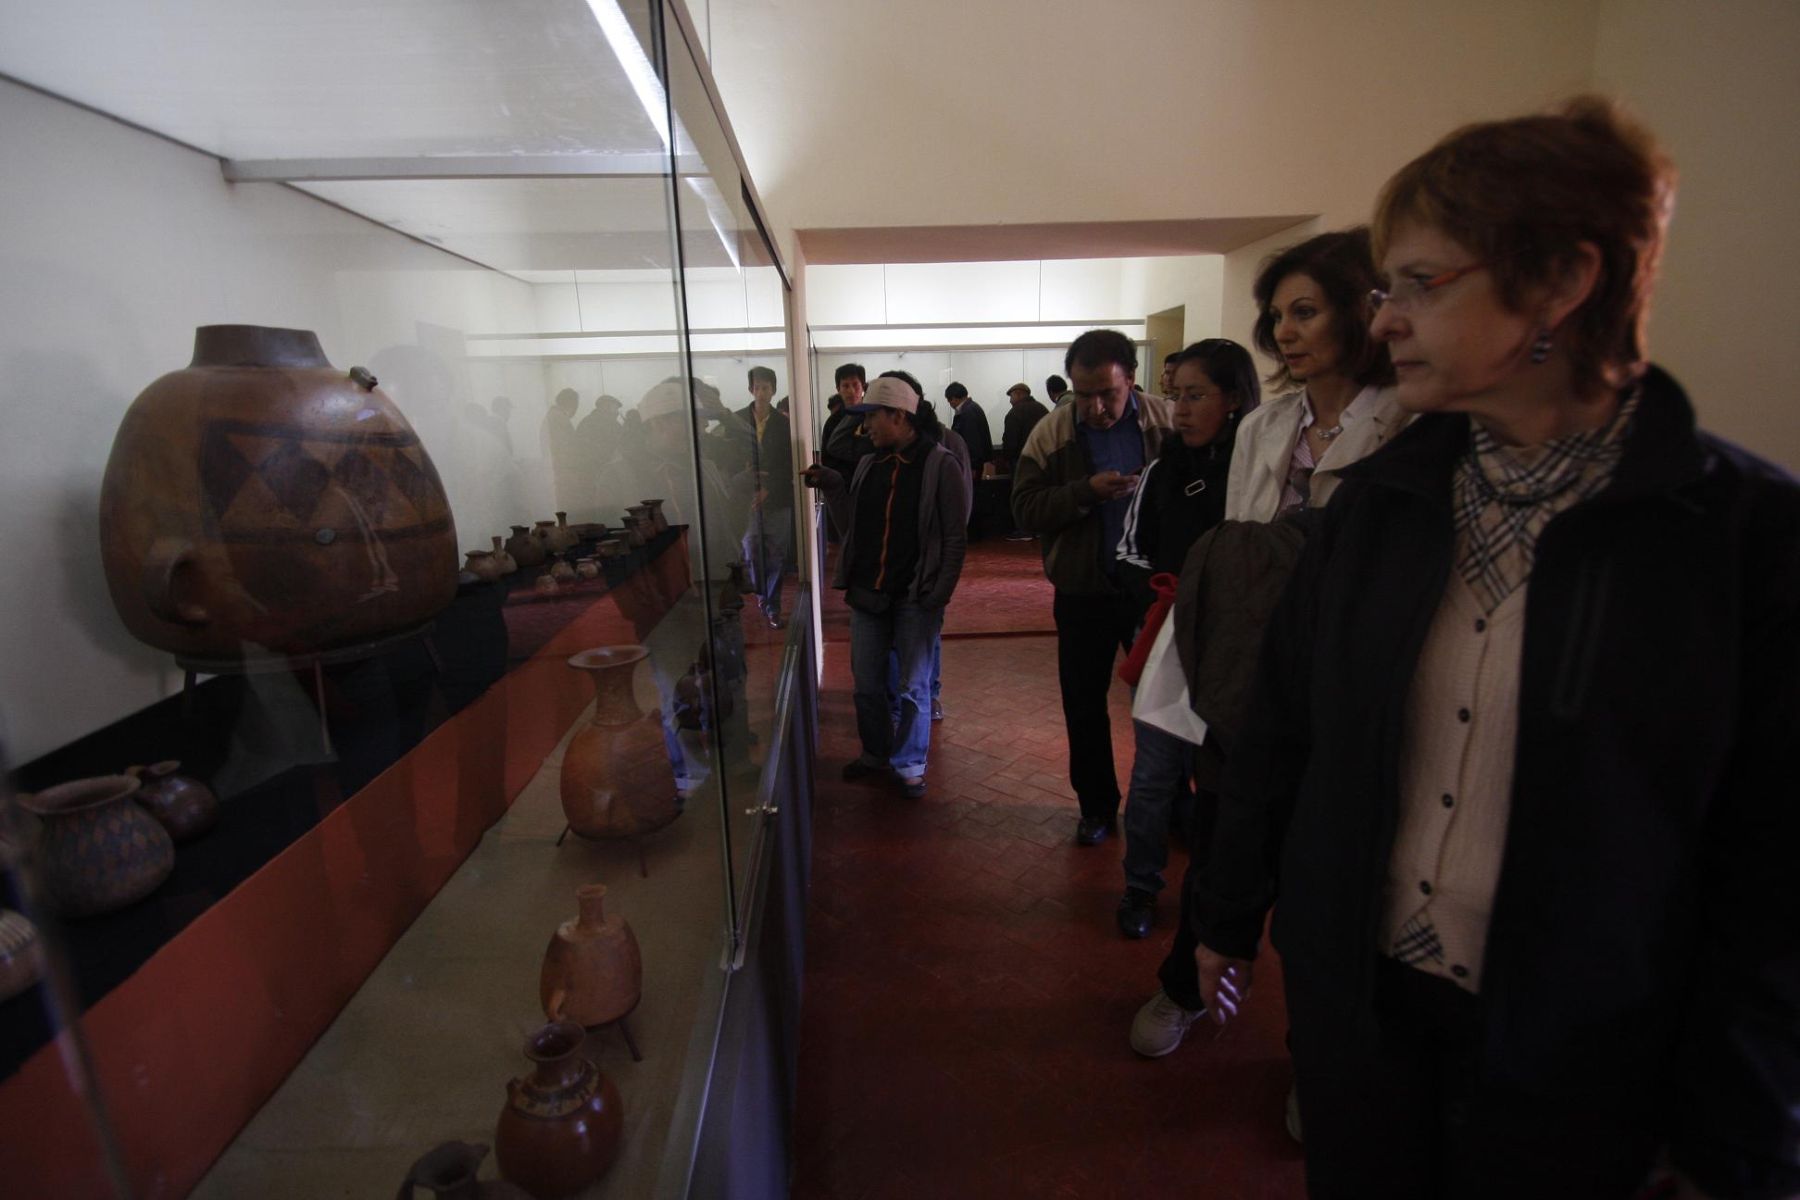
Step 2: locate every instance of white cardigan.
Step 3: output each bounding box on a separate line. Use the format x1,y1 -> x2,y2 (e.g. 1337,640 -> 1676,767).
1223,384 -> 1410,522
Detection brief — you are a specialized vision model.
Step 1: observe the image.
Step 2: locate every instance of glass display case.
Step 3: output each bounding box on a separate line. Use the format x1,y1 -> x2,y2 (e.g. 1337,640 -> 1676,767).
0,2 -> 810,1196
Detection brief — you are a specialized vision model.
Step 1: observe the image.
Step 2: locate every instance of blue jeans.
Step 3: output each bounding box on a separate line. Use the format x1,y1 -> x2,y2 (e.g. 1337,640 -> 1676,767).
741,508 -> 791,616
1121,718 -> 1196,894
850,600 -> 943,781
886,634 -> 942,721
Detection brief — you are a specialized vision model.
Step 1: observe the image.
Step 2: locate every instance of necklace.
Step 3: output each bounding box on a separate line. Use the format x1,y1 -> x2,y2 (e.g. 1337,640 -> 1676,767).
1314,423 -> 1343,441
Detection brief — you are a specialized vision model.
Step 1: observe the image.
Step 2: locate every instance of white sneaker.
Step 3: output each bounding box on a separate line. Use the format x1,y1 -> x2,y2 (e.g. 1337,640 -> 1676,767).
1129,988 -> 1204,1057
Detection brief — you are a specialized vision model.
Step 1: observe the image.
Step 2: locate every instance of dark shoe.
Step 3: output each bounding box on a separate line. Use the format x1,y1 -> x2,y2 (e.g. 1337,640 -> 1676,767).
931,699 -> 944,721
1116,887 -> 1155,938
1075,815 -> 1115,846
842,759 -> 886,782
899,776 -> 927,799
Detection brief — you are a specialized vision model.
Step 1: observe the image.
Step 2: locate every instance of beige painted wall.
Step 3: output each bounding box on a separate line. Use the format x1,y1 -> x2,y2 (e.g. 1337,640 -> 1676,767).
709,0 -> 1599,264
1592,0 -> 1800,468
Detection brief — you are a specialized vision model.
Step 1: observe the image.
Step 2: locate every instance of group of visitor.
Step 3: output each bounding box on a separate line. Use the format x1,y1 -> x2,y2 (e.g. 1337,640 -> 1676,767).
819,96 -> 1799,1200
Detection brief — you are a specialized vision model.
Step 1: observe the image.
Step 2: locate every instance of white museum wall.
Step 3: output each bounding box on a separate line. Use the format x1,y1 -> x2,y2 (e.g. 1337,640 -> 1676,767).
1592,0 -> 1800,469
806,257 -> 1221,329
802,256 -> 1220,444
0,78 -> 547,763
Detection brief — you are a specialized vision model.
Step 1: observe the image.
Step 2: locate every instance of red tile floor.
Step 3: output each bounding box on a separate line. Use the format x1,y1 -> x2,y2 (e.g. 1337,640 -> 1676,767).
795,539 -> 1308,1199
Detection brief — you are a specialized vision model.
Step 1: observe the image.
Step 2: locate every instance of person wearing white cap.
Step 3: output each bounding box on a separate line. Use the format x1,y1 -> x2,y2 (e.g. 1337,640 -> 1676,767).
803,377 -> 968,798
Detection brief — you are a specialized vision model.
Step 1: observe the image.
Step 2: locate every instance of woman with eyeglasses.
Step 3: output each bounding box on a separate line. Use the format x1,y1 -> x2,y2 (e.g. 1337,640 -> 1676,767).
1190,97 -> 1800,1199
1111,338 -> 1260,939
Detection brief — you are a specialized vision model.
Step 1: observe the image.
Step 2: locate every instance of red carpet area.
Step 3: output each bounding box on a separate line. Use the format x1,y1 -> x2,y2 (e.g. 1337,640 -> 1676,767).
796,550 -> 1307,1198
820,537 -> 1059,643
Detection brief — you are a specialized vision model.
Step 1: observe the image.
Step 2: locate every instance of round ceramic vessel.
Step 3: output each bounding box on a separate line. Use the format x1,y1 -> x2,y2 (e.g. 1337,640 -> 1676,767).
98,325 -> 458,658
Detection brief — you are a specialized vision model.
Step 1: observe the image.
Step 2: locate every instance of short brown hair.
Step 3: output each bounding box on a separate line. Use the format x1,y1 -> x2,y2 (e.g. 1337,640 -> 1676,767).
1252,228 -> 1394,392
1372,95 -> 1676,394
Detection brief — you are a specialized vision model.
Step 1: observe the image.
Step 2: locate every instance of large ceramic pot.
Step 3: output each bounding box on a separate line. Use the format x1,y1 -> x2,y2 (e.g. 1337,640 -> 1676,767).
99,326 -> 458,659
127,760 -> 219,843
494,1020 -> 623,1198
559,648 -> 681,839
540,884 -> 642,1028
398,1140 -> 530,1200
19,775 -> 174,918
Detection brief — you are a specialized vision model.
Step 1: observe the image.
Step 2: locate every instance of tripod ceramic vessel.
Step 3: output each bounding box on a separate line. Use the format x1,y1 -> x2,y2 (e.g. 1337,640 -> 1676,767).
559,647 -> 680,839
540,884 -> 643,1027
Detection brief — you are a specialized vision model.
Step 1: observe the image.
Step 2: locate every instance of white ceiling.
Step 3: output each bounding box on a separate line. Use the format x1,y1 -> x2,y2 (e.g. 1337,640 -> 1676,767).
0,0 -> 735,272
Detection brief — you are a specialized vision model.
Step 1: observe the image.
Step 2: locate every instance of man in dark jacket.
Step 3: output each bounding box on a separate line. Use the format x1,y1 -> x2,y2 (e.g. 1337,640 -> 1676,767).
945,382 -> 993,475
805,377 -> 968,798
999,383 -> 1050,473
1012,331 -> 1173,845
731,366 -> 794,627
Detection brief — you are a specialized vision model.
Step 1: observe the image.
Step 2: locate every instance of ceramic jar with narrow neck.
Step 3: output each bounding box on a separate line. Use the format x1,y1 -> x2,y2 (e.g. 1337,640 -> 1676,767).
506,524 -> 546,569
489,535 -> 518,575
559,647 -> 680,838
540,884 -> 643,1028
494,1020 -> 623,1197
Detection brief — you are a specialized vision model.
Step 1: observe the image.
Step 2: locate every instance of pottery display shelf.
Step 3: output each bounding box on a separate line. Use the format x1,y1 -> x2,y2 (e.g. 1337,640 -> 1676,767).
186,604 -> 730,1200
0,531 -> 696,1199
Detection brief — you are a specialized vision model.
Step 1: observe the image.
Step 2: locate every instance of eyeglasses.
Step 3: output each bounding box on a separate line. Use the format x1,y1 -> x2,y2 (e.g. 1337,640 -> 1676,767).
1368,261 -> 1491,314
1171,390 -> 1226,404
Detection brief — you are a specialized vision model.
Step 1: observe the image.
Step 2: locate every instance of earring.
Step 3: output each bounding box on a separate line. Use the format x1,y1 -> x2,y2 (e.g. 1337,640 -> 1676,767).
1529,328 -> 1554,364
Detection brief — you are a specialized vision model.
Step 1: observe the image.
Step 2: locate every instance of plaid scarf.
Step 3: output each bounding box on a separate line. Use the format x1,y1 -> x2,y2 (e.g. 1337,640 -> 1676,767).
1451,389 -> 1639,614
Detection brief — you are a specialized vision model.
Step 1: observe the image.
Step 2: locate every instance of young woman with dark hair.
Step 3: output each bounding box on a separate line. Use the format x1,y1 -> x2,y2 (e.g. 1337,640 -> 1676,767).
1111,339 -> 1261,938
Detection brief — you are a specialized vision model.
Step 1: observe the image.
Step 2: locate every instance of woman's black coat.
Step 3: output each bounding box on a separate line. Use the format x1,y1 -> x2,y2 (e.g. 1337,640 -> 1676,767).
1191,366 -> 1800,1195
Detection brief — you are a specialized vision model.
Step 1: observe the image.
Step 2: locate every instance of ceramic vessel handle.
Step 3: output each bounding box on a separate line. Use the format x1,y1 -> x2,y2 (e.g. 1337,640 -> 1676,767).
143,537 -> 210,626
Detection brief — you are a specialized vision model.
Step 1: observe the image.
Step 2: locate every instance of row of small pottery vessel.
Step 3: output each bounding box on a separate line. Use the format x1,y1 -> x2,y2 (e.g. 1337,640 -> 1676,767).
559,647 -> 682,840
0,909 -> 44,1002
399,887 -> 643,1197
98,325 -> 458,660
14,763 -> 218,918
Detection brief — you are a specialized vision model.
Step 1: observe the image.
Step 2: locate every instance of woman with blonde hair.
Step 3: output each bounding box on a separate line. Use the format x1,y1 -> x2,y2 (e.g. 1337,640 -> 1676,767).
1192,98 -> 1799,1198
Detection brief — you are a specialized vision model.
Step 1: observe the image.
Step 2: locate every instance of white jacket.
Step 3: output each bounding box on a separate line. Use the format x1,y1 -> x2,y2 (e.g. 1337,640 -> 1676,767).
1223,384 -> 1410,522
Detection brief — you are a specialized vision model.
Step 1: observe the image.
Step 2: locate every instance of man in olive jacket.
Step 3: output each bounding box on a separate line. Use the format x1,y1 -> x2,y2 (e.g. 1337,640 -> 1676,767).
1012,330 -> 1173,845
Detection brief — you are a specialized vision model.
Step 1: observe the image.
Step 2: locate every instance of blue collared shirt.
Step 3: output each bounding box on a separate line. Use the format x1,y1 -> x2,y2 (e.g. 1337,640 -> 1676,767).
1076,391 -> 1145,578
